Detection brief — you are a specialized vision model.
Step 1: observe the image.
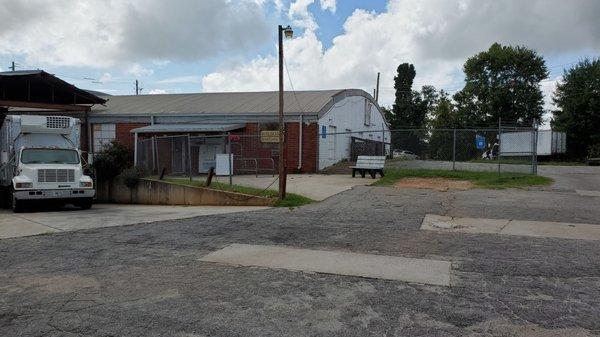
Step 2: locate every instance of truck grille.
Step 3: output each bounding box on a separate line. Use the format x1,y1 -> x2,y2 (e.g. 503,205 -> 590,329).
46,116 -> 70,129
37,169 -> 75,183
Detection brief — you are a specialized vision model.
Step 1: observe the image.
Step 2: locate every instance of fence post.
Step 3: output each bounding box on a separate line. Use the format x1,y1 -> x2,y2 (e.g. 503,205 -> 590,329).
452,129 -> 456,170
497,118 -> 501,177
187,134 -> 192,182
532,119 -> 538,175
381,124 -> 386,157
227,133 -> 233,185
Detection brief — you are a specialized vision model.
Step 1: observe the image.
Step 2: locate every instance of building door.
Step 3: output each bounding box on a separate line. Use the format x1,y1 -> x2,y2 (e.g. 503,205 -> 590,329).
345,129 -> 352,159
171,137 -> 186,174
328,125 -> 337,162
198,138 -> 225,173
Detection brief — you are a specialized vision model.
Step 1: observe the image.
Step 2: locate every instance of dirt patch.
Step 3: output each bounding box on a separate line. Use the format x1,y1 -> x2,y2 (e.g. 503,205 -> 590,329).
394,177 -> 474,191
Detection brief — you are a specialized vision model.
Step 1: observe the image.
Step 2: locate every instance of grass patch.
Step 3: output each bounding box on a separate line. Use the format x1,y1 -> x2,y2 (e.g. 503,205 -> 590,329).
469,158 -> 586,166
152,177 -> 314,207
373,169 -> 553,189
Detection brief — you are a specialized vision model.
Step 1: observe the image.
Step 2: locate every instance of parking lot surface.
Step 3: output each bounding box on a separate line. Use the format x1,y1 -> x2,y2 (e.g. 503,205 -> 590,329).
2,181 -> 600,336
0,204 -> 269,239
214,174 -> 377,200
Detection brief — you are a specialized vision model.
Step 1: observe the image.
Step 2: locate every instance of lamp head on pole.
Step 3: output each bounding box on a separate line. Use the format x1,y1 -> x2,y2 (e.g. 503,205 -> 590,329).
282,25 -> 294,39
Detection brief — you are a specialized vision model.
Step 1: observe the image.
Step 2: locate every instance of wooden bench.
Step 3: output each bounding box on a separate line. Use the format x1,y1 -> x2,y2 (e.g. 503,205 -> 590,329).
350,156 -> 386,179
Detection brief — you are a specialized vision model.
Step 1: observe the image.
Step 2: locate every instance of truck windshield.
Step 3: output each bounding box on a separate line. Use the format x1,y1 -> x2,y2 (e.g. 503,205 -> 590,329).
21,149 -> 80,164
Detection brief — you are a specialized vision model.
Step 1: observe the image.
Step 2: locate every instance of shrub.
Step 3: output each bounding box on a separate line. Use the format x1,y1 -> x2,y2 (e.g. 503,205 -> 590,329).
119,167 -> 143,189
588,143 -> 600,159
91,141 -> 132,182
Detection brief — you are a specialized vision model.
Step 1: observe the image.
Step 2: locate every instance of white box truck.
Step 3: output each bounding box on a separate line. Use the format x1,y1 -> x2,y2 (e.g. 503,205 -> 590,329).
500,130 -> 567,156
0,115 -> 95,212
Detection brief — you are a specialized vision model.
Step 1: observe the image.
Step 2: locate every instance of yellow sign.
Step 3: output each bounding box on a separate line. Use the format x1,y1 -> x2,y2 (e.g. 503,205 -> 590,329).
260,130 -> 280,143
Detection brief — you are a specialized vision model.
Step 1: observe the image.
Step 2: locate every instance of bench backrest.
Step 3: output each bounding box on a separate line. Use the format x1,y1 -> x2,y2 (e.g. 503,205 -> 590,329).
355,156 -> 386,169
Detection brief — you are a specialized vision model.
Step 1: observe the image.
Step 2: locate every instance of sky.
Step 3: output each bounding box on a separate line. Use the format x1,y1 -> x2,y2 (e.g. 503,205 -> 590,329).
1,0 -> 598,123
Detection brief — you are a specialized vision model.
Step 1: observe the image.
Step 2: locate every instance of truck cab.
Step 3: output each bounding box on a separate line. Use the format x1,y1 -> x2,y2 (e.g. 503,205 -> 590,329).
1,115 -> 95,212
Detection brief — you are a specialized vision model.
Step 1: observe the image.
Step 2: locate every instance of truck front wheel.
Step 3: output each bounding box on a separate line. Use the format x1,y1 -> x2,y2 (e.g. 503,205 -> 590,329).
78,198 -> 93,210
11,190 -> 24,213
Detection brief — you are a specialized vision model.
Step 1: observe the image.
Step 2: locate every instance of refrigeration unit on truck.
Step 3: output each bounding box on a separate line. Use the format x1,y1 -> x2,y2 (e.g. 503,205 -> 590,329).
0,115 -> 95,212
499,130 -> 567,157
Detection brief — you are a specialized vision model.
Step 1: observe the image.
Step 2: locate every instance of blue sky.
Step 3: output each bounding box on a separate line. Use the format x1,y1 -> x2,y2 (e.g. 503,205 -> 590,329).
0,0 -> 598,117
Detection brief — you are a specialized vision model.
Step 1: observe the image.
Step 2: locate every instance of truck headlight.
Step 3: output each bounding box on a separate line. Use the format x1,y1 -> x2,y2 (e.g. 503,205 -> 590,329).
80,181 -> 93,188
15,182 -> 33,189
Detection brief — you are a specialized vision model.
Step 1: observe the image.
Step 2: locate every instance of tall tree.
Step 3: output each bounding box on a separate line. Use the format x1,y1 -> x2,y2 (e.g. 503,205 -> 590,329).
390,63 -> 418,128
388,63 -> 430,154
552,58 -> 600,159
454,43 -> 548,126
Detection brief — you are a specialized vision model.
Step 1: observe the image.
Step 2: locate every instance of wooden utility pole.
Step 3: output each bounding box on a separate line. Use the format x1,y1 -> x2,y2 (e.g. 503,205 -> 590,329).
375,72 -> 380,102
135,80 -> 139,95
9,62 -> 16,71
278,25 -> 286,200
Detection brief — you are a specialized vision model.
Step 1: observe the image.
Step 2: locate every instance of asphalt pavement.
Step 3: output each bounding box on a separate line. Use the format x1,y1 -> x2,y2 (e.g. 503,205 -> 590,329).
1,180 -> 599,336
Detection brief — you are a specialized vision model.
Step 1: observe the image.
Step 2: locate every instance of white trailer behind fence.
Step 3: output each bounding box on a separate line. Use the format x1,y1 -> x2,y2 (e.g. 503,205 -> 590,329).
500,130 -> 566,156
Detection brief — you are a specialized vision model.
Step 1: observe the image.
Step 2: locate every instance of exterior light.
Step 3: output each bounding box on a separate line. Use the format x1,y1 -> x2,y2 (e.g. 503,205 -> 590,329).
283,25 -> 294,39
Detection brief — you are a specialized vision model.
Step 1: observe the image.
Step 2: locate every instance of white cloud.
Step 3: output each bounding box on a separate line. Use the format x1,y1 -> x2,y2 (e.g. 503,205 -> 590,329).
202,0 -> 600,107
156,76 -> 203,84
98,73 -> 112,83
148,89 -> 168,95
0,0 -> 270,68
127,64 -> 154,77
289,0 -> 319,31
319,0 -> 336,13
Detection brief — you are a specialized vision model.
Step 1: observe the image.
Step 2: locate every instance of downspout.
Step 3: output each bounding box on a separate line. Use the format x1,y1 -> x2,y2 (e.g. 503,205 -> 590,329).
133,132 -> 138,167
85,108 -> 92,163
297,115 -> 302,171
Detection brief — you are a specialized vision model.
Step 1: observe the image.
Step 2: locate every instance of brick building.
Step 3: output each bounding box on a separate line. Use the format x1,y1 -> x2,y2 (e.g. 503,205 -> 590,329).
88,89 -> 390,174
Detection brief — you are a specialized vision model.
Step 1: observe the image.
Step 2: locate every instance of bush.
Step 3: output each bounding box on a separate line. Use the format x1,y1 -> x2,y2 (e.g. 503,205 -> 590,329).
588,143 -> 600,159
119,167 -> 143,189
91,141 -> 132,182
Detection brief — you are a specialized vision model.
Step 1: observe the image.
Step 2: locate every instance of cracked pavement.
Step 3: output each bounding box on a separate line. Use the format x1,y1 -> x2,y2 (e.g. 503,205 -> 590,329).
1,183 -> 600,336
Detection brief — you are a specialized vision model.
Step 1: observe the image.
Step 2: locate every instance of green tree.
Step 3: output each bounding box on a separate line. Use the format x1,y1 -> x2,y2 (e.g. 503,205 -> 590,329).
552,58 -> 600,159
454,43 -> 548,126
388,63 -> 431,154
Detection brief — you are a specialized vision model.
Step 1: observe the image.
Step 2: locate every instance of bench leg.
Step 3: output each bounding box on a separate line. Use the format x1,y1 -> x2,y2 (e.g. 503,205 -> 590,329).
378,169 -> 384,178
360,169 -> 366,178
369,170 -> 376,179
352,168 -> 356,178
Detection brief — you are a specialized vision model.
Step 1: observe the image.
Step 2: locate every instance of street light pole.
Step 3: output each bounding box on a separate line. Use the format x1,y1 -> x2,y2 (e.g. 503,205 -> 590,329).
278,25 -> 293,200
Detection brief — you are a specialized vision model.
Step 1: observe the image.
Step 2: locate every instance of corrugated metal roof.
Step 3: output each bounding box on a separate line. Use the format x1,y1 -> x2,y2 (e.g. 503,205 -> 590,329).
131,123 -> 244,134
91,90 -> 348,116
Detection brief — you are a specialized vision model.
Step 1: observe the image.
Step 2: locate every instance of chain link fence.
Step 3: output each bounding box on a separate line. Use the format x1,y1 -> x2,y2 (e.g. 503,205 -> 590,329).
339,127 -> 538,174
135,134 -> 279,182
134,126 -> 539,181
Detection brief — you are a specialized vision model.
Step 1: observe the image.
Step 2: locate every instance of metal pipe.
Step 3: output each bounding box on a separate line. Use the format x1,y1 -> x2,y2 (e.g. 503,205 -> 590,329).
298,115 -> 302,171
187,133 -> 192,181
133,132 -> 138,167
452,129 -> 456,170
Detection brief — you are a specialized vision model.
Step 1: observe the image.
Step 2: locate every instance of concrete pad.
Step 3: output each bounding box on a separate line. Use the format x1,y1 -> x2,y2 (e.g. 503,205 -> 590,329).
200,243 -> 452,286
502,220 -> 600,241
212,174 -> 376,201
421,214 -> 600,241
576,190 -> 600,197
421,214 -> 508,234
0,204 -> 269,239
0,214 -> 59,239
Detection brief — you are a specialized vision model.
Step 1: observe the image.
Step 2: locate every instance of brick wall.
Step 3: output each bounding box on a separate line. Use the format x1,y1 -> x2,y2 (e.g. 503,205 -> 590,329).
116,123 -> 149,150
285,122 -> 318,173
231,122 -> 318,174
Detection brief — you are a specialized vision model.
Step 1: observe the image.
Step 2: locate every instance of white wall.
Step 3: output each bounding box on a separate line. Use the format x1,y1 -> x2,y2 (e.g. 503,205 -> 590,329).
318,95 -> 390,170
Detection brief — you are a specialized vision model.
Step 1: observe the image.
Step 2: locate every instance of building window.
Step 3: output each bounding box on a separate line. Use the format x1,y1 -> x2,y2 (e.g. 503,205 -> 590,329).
364,99 -> 372,126
93,124 -> 116,152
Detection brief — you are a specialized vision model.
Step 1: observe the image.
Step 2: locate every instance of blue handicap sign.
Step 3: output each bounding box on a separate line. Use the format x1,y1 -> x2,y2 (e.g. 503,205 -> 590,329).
475,136 -> 486,150
321,125 -> 327,138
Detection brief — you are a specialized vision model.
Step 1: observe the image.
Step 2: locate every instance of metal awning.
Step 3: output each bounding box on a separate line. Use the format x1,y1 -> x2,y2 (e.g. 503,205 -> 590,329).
131,123 -> 245,134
